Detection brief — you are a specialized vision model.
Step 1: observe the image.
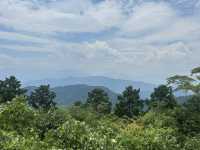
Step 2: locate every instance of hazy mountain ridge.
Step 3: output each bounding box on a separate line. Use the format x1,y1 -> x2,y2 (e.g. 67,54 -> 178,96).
25,76 -> 157,105
25,76 -> 156,96
26,84 -> 118,105
25,76 -> 190,106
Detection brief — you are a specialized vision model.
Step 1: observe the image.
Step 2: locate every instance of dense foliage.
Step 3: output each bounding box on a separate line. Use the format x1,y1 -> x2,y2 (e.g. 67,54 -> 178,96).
0,66 -> 200,149
86,88 -> 112,114
114,86 -> 143,118
0,76 -> 26,103
28,85 -> 56,110
148,85 -> 177,111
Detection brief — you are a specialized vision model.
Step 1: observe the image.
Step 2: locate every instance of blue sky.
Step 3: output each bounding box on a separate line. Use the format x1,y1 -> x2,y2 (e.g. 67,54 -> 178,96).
0,0 -> 200,83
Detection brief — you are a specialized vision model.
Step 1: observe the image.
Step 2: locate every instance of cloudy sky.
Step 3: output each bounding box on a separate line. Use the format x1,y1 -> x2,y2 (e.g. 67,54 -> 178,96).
0,0 -> 200,83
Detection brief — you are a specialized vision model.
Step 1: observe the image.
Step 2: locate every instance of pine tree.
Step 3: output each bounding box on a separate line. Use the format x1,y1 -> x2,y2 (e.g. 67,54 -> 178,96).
86,88 -> 112,114
114,86 -> 143,118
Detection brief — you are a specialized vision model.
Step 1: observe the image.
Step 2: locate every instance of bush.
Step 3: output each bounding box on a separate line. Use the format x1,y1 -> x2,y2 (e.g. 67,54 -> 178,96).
44,117 -> 122,150
139,111 -> 177,128
34,108 -> 69,139
0,130 -> 52,150
0,97 -> 35,134
183,135 -> 200,150
120,123 -> 180,150
175,96 -> 200,136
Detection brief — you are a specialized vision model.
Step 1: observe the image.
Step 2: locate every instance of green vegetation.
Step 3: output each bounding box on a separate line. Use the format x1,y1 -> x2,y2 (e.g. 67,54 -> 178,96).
148,85 -> 177,111
114,86 -> 143,118
0,66 -> 200,149
28,85 -> 56,110
0,76 -> 26,103
86,88 -> 112,114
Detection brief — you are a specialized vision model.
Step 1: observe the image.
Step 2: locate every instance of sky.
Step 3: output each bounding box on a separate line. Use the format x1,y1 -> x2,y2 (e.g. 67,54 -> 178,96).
0,0 -> 200,84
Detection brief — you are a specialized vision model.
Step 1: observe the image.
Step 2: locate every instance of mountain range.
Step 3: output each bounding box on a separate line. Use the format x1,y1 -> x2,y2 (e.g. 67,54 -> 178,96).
26,76 -> 156,94
26,84 -> 118,105
25,76 -> 156,105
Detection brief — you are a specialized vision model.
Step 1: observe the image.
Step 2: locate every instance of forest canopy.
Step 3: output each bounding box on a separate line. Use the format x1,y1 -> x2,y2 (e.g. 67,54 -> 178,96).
0,66 -> 200,150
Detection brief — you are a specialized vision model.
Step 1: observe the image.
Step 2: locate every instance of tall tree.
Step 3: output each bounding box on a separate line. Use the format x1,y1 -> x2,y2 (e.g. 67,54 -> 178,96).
114,86 -> 143,118
0,76 -> 26,103
167,66 -> 200,136
149,85 -> 177,110
175,95 -> 200,136
167,66 -> 200,95
86,88 -> 112,114
28,85 -> 56,110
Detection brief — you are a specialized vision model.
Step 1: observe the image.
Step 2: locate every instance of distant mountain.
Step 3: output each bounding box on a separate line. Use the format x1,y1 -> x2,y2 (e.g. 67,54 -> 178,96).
26,84 -> 118,105
25,76 -> 156,98
25,84 -> 190,106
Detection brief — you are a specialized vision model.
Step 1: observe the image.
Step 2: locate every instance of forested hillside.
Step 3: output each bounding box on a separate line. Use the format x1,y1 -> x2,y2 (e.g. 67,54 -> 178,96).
0,66 -> 200,149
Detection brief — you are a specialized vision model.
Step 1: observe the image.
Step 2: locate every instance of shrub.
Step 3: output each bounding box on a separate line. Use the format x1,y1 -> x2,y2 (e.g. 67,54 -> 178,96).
183,135 -> 200,150
0,96 -> 35,134
120,123 -> 180,150
44,117 -> 122,150
139,111 -> 177,128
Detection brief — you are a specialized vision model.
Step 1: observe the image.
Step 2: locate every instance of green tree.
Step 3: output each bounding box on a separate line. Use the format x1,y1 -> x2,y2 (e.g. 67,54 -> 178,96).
86,88 -> 112,114
175,95 -> 200,136
149,85 -> 177,110
114,86 -> 143,118
167,66 -> 200,136
0,76 -> 26,103
28,85 -> 56,110
167,66 -> 200,95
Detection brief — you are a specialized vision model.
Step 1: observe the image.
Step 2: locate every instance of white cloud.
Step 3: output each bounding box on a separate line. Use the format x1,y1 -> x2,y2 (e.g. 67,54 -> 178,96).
0,0 -> 124,33
87,1 -> 125,28
121,2 -> 176,34
140,17 -> 200,44
0,0 -> 200,82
